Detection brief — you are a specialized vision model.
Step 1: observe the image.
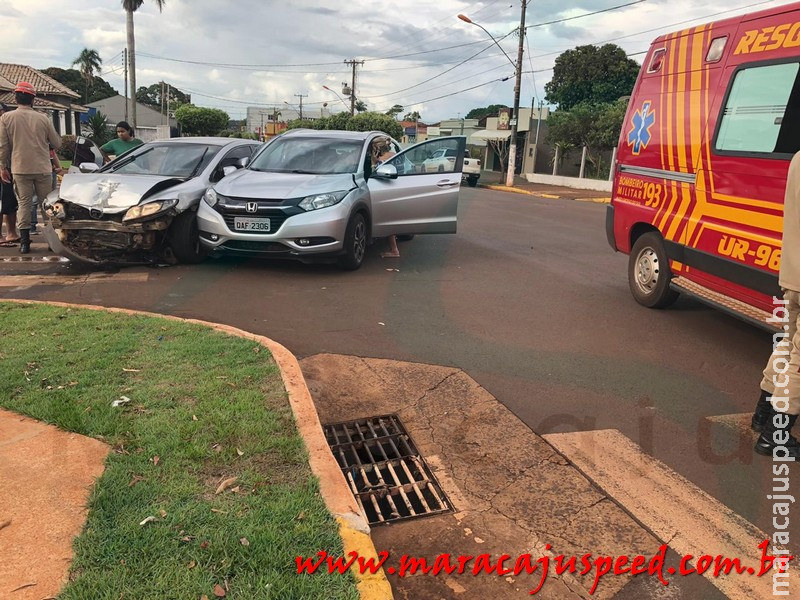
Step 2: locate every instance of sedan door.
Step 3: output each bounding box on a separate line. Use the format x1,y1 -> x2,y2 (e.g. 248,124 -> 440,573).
368,136 -> 465,237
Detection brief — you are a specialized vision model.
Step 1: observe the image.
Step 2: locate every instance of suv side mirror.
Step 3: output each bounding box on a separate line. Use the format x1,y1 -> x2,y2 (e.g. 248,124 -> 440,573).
373,164 -> 398,180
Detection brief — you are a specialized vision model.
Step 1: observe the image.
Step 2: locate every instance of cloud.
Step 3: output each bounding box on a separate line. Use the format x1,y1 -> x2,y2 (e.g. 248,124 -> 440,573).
0,0 -> 787,122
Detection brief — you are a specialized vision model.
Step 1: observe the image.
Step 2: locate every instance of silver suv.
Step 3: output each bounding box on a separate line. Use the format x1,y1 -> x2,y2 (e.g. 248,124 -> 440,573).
197,130 -> 465,269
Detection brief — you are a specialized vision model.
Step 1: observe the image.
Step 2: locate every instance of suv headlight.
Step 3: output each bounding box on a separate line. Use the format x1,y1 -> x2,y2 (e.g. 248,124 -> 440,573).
299,190 -> 348,211
122,199 -> 178,222
203,187 -> 218,207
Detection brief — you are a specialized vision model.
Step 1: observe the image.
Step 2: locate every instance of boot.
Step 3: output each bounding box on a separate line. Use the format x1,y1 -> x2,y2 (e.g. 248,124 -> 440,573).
754,405 -> 800,459
18,228 -> 30,254
751,389 -> 772,432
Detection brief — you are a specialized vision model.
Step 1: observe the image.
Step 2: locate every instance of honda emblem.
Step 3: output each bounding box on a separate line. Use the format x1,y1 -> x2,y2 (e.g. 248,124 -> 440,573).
245,202 -> 258,213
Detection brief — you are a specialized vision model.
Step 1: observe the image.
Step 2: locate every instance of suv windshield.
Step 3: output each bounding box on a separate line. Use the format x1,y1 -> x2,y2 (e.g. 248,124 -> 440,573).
249,137 -> 363,174
103,143 -> 221,177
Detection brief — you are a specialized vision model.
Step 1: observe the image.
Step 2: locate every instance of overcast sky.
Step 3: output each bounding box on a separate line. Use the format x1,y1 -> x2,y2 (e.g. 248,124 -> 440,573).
0,0 -> 792,122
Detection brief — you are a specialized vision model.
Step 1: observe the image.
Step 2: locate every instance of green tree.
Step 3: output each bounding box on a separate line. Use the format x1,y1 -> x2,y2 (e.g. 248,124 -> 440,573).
385,104 -> 404,119
122,0 -> 167,128
42,68 -> 118,104
347,112 -> 403,139
286,111 -> 402,139
174,104 -> 229,136
136,82 -> 191,111
71,48 -> 102,104
546,99 -> 627,177
354,100 -> 368,113
87,111 -> 112,145
465,104 -> 509,120
403,110 -> 421,122
544,44 -> 640,111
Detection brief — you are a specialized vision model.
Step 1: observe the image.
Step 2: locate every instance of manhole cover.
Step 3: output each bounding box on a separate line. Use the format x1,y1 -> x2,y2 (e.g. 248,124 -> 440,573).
323,414 -> 453,526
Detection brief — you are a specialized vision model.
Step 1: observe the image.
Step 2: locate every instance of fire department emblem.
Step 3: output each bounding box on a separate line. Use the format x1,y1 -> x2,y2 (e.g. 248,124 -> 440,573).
627,101 -> 656,155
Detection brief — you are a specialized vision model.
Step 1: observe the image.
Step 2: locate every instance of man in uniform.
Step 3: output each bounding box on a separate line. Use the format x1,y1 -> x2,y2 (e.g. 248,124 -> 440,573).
0,82 -> 61,253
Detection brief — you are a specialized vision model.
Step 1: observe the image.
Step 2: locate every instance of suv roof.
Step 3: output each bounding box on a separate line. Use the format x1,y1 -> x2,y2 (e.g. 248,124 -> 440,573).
279,129 -> 381,142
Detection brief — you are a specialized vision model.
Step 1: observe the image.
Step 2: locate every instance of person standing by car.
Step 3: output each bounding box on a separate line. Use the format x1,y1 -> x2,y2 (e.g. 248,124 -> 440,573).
752,150 -> 800,459
100,121 -> 142,163
0,82 -> 61,254
0,102 -> 20,247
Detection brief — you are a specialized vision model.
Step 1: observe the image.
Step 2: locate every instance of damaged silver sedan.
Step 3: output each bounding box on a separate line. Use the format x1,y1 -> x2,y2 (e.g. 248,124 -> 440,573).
43,137 -> 261,265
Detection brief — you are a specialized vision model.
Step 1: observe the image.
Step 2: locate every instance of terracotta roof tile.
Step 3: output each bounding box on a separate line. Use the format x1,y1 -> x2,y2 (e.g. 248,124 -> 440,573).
0,63 -> 79,99
0,91 -> 73,111
0,75 -> 14,91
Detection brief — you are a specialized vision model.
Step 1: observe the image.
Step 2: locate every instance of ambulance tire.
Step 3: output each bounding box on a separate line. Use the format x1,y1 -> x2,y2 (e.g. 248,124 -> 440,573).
628,232 -> 679,309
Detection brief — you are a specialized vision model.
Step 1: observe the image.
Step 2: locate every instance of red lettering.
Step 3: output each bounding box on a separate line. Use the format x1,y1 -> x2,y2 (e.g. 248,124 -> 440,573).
648,544 -> 669,585
295,550 -> 327,574
555,555 -> 577,575
513,554 -> 536,575
695,555 -> 713,575
327,551 -> 359,574
757,539 -> 777,576
355,551 -> 389,575
399,555 -> 432,577
579,553 -> 593,575
614,555 -> 630,575
456,554 -> 474,574
679,554 -> 695,575
589,557 -> 613,594
431,554 -> 458,575
712,555 -> 747,577
495,554 -> 513,576
630,554 -> 647,575
473,554 -> 497,575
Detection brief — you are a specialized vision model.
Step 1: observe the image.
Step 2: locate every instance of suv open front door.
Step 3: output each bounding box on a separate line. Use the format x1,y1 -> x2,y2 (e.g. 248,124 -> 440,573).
368,136 -> 466,237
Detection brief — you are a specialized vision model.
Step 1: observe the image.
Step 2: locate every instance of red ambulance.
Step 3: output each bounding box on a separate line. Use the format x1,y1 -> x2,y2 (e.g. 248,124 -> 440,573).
607,2 -> 800,329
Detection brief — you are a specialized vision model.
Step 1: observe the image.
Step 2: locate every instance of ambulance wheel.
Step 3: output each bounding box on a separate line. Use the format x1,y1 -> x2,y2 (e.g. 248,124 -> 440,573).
628,232 -> 679,308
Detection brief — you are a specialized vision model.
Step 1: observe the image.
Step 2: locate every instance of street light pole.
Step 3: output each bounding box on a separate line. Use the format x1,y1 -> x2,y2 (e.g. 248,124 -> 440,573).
458,4 -> 527,186
507,1 -> 527,187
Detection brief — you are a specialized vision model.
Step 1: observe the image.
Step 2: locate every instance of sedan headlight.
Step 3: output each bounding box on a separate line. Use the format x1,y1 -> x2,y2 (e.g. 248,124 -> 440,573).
122,199 -> 178,222
203,187 -> 218,207
299,190 -> 348,211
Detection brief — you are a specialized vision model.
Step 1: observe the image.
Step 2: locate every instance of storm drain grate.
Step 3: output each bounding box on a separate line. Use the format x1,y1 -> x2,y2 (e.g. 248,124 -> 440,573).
323,414 -> 453,525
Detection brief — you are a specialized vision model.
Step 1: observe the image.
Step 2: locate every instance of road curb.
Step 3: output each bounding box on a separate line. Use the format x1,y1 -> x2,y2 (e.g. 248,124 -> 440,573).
0,299 -> 393,600
480,183 -> 611,203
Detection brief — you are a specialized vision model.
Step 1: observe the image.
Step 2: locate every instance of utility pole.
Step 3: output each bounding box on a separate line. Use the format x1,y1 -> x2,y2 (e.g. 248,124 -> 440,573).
506,0 -> 527,187
344,59 -> 364,115
294,93 -> 307,121
123,49 -> 128,122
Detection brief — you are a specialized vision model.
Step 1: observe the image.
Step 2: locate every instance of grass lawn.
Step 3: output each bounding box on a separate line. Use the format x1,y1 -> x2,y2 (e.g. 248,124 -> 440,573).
0,302 -> 357,600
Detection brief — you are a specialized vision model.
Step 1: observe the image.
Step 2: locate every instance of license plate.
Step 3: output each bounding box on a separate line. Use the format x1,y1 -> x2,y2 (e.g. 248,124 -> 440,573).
234,217 -> 271,232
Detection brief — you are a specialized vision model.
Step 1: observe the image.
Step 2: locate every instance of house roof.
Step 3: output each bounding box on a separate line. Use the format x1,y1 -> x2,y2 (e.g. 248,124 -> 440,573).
0,63 -> 80,99
0,90 -> 88,112
0,74 -> 15,91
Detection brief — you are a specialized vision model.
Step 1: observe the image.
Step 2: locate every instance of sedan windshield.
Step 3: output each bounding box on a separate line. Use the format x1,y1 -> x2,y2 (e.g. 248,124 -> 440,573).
249,138 -> 363,174
103,143 -> 221,177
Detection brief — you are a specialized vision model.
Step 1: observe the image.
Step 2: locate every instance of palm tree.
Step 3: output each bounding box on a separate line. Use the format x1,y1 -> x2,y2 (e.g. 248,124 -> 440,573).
72,48 -> 102,104
122,0 -> 166,128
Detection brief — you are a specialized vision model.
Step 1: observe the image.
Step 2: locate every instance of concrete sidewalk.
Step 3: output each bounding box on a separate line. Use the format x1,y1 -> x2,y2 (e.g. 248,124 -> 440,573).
477,171 -> 612,203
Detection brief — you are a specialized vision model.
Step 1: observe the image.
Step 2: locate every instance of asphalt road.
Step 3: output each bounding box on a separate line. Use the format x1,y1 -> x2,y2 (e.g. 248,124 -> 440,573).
1,186 -> 795,557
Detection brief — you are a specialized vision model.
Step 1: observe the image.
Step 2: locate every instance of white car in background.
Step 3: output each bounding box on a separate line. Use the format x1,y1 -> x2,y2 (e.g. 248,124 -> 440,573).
422,147 -> 459,173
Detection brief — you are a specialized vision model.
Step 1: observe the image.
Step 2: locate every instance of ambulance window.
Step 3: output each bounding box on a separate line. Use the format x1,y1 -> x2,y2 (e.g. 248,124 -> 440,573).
706,37 -> 727,63
647,48 -> 666,73
716,62 -> 800,155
